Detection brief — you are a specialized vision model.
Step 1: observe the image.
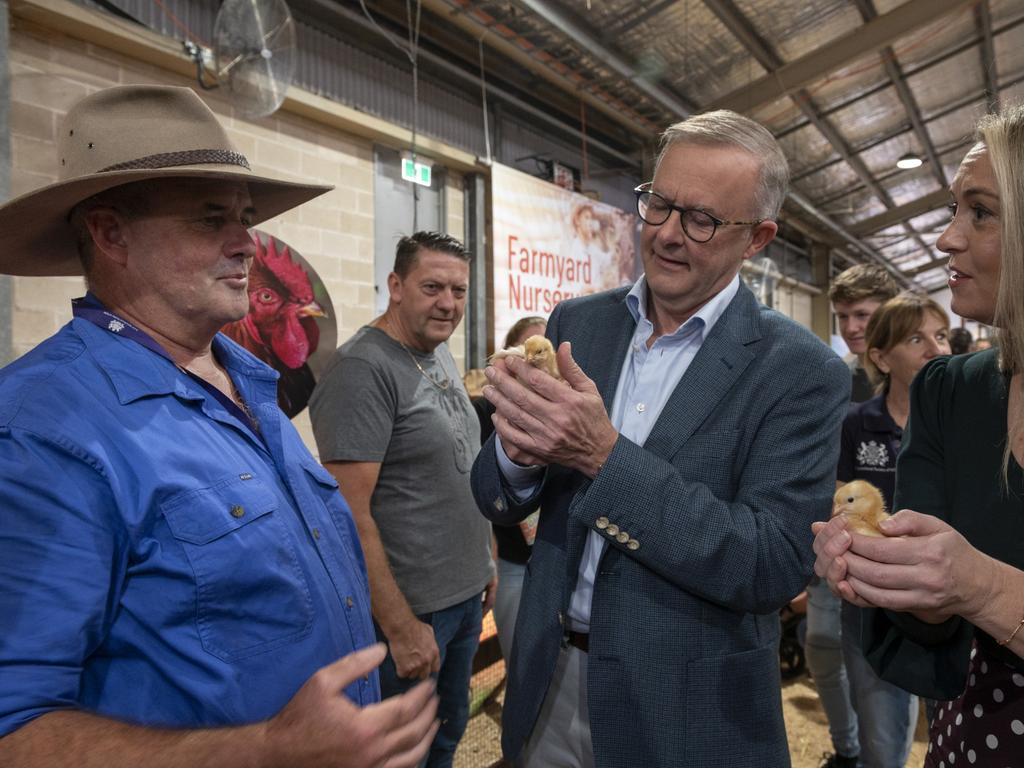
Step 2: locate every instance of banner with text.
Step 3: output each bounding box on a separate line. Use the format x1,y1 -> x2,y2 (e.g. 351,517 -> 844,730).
491,163 -> 639,349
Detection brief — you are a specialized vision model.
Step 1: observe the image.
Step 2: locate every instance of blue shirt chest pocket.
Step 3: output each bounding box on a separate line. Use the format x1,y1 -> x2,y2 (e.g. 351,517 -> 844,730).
160,474 -> 315,662
297,458 -> 370,590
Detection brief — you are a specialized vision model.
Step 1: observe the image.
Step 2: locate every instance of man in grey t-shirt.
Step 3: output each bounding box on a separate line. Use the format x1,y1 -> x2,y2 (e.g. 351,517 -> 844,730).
309,231 -> 494,768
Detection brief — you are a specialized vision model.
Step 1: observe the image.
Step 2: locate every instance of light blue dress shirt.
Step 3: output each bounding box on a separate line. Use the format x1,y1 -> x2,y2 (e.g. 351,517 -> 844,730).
0,314 -> 378,736
497,274 -> 741,630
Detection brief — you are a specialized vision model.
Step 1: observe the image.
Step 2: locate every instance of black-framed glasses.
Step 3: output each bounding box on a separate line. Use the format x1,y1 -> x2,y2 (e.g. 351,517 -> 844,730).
634,183 -> 763,243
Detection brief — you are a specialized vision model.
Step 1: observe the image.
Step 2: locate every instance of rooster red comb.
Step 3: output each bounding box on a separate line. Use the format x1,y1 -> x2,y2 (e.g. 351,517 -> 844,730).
251,235 -> 314,300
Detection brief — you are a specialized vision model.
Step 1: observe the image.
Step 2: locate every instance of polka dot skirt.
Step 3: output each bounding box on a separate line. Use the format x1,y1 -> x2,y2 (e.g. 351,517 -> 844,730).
925,641 -> 1024,767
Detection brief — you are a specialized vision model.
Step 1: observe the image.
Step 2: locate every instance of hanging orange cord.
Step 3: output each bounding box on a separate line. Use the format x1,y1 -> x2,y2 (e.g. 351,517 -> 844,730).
580,97 -> 589,183
152,0 -> 210,49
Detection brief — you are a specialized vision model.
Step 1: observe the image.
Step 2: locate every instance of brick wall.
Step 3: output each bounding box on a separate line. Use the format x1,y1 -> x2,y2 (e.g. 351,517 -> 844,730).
6,20 -> 467,456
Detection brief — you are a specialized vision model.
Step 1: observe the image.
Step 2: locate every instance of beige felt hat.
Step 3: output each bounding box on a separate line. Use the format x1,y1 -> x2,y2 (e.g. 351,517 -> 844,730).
0,85 -> 332,276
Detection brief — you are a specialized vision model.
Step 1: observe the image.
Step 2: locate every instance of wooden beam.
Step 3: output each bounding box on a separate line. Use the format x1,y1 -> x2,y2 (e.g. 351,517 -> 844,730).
976,0 -> 1000,113
905,254 -> 950,277
850,189 -> 951,236
421,0 -> 659,138
707,0 -> 935,267
709,0 -> 971,115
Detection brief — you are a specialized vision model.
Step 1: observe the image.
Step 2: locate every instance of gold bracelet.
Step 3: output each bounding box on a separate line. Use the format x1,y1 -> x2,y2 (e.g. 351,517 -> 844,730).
999,614 -> 1024,646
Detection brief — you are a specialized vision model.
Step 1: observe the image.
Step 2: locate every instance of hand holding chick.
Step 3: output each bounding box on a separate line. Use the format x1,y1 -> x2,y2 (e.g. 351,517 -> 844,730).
816,497 -> 988,621
484,339 -> 616,477
490,335 -> 561,380
832,480 -> 889,537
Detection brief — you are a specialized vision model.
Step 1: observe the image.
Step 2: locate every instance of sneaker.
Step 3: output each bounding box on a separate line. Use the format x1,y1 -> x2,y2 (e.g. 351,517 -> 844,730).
818,752 -> 858,768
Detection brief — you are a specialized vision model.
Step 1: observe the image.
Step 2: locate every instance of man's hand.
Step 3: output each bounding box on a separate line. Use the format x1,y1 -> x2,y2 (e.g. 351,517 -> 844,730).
324,462 -> 440,683
484,341 -> 618,478
482,574 -> 498,616
387,618 -> 441,681
264,643 -> 439,768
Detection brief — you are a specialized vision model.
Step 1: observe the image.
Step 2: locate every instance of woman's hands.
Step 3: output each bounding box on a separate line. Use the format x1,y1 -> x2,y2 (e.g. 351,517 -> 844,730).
812,509 -> 997,624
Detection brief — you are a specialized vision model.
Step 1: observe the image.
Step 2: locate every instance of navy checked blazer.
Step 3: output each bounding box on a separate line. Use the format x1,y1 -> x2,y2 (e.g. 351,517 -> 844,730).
471,281 -> 850,768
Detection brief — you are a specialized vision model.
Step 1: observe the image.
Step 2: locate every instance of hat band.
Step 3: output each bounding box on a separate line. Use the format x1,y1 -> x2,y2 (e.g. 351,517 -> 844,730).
99,149 -> 251,173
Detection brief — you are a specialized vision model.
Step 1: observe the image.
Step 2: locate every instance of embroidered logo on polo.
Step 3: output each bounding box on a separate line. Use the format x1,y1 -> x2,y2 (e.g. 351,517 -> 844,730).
107,319 -> 125,333
856,440 -> 889,468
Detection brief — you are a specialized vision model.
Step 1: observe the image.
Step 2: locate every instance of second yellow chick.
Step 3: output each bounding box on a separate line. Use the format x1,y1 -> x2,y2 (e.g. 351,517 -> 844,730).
832,479 -> 889,537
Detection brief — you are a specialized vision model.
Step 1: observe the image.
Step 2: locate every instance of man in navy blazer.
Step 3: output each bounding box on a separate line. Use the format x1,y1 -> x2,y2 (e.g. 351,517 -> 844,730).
472,110 -> 850,768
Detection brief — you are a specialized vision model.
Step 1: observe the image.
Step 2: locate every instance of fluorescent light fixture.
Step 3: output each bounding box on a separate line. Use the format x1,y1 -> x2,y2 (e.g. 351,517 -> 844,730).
896,152 -> 923,170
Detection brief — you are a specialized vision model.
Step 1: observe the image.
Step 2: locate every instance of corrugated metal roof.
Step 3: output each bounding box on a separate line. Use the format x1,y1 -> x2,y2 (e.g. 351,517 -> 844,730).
74,0 -> 1024,290
416,0 -> 1023,289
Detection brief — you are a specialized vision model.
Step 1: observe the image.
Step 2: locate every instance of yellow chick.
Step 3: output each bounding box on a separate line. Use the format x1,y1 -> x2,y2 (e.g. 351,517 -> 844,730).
832,480 -> 889,537
490,335 -> 561,379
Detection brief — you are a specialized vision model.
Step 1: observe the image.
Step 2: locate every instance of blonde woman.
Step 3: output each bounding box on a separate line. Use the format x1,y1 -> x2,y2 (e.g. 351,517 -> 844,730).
814,105 -> 1024,766
835,292 -> 950,767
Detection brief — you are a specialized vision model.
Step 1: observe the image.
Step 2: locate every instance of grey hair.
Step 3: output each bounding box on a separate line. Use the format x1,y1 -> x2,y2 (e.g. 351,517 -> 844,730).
655,109 -> 790,219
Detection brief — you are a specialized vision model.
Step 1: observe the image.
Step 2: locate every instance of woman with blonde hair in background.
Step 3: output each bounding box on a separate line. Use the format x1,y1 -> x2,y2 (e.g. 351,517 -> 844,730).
834,292 -> 950,767
814,104 -> 1024,766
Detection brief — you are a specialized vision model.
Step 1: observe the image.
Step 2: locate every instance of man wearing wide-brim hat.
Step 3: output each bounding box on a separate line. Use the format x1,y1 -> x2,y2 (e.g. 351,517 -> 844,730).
0,85 -> 437,766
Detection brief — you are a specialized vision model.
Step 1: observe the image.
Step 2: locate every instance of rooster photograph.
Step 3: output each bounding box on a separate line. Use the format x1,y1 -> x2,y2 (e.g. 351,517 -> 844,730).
222,233 -> 335,418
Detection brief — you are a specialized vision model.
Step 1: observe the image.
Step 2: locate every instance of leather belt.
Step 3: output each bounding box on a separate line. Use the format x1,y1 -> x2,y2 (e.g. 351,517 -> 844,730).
565,630 -> 589,653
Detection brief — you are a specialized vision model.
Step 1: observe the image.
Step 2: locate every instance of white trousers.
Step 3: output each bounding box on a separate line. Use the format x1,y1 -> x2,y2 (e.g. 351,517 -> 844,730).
519,645 -> 595,768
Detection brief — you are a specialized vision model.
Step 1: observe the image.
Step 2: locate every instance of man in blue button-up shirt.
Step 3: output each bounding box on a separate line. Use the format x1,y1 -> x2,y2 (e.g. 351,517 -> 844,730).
0,86 -> 437,766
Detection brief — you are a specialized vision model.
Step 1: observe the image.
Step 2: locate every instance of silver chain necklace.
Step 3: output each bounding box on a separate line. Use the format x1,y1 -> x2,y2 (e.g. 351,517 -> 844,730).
401,342 -> 450,390
380,315 -> 450,390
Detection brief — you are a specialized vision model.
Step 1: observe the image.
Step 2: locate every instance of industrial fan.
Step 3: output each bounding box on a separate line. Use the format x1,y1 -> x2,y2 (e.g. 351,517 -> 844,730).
187,0 -> 296,119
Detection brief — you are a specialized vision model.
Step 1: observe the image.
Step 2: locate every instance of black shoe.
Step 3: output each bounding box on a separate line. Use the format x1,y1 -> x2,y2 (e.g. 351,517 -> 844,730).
818,752 -> 858,768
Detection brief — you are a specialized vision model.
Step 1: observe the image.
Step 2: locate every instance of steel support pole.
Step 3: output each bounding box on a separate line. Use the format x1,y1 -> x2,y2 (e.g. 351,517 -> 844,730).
0,0 -> 13,366
465,172 -> 488,369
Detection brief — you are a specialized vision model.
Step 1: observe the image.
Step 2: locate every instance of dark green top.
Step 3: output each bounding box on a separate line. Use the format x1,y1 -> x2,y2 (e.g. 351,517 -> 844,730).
863,349 -> 1024,700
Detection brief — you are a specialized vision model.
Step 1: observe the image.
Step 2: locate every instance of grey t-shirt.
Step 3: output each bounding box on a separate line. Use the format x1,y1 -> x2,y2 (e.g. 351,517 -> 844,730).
309,326 -> 492,615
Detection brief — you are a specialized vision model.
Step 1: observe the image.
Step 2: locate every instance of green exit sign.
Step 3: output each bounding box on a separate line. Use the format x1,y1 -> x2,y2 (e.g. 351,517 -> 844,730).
401,158 -> 432,187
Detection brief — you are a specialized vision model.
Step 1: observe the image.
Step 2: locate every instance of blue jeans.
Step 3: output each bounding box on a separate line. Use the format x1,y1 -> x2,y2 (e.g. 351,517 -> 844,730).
841,604 -> 917,768
493,558 -> 526,661
805,578 -> 860,758
376,594 -> 483,768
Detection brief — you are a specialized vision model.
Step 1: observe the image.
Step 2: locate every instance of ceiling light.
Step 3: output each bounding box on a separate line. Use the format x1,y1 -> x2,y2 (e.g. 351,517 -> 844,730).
896,152 -> 923,170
